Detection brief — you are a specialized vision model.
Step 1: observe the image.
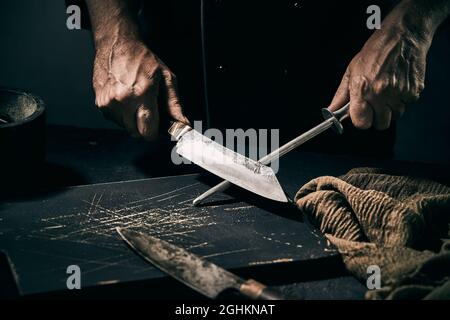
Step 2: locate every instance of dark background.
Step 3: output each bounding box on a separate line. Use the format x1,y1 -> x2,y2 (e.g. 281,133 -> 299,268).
0,0 -> 449,163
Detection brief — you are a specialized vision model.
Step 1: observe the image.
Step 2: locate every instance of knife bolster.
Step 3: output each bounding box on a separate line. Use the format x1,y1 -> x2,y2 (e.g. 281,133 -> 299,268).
168,121 -> 192,141
240,279 -> 285,300
239,279 -> 266,299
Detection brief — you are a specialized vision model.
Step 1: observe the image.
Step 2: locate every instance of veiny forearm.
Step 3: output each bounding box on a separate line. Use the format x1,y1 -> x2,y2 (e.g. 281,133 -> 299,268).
387,0 -> 450,44
85,0 -> 141,48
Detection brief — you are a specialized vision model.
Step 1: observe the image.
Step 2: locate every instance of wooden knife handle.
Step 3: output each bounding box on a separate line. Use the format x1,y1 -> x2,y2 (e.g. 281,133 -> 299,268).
168,121 -> 192,141
239,279 -> 285,300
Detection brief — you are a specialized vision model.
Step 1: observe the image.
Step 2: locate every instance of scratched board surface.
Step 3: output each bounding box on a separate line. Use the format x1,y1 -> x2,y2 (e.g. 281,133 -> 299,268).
0,173 -> 335,295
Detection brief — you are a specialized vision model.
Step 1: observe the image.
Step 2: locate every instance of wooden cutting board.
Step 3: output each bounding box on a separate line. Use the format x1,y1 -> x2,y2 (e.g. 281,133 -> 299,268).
0,173 -> 337,296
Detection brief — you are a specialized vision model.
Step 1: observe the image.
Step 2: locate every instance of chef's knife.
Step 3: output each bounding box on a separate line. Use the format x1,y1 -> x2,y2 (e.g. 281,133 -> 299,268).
169,122 -> 288,203
193,103 -> 350,206
116,227 -> 285,300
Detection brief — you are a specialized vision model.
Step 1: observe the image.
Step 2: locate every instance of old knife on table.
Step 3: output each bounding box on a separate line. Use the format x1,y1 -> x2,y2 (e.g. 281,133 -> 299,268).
116,227 -> 285,300
169,121 -> 288,203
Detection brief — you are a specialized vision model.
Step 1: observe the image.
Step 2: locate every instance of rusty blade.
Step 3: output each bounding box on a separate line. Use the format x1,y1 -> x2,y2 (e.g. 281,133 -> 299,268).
116,228 -> 243,299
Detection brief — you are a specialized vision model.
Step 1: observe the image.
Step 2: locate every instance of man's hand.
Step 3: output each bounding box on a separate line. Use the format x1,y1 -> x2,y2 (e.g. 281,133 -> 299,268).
86,0 -> 189,140
93,39 -> 189,139
329,0 -> 450,130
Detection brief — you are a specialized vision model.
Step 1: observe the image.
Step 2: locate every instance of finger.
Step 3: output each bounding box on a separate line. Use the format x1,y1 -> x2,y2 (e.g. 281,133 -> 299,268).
114,81 -> 134,104
106,81 -> 139,136
162,69 -> 190,125
121,103 -> 140,138
349,75 -> 373,129
101,99 -> 140,137
368,85 -> 401,127
390,70 -> 408,118
136,104 -> 159,141
371,104 -> 392,131
409,56 -> 426,103
95,84 -> 110,108
93,78 -> 107,107
365,84 -> 393,131
131,75 -> 160,140
328,68 -> 350,111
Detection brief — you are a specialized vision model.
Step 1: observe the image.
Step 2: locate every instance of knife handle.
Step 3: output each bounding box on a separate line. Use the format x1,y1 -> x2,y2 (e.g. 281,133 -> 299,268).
239,279 -> 285,300
168,121 -> 192,141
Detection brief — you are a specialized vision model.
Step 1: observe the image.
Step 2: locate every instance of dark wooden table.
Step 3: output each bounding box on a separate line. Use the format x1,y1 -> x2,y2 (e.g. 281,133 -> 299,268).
2,126 -> 447,299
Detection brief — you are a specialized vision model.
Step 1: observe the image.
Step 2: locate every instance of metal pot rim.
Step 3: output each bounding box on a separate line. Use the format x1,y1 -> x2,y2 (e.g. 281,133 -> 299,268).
0,87 -> 45,128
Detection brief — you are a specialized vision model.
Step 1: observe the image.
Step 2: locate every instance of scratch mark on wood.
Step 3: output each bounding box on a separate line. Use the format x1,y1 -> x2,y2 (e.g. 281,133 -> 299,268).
96,279 -> 120,285
41,225 -> 65,230
127,183 -> 200,205
177,198 -> 197,205
224,205 -> 253,211
248,258 -> 293,266
201,248 -> 254,259
157,194 -> 183,202
187,242 -> 209,249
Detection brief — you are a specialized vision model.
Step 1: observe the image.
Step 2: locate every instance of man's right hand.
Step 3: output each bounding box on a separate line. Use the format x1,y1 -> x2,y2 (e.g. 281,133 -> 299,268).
86,0 -> 189,140
93,38 -> 189,140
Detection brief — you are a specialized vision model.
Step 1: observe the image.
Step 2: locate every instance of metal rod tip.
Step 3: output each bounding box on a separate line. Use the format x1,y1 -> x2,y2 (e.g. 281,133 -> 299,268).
192,197 -> 203,206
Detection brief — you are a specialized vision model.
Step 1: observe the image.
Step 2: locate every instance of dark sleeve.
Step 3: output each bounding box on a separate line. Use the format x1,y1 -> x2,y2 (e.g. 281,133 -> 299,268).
65,0 -> 91,29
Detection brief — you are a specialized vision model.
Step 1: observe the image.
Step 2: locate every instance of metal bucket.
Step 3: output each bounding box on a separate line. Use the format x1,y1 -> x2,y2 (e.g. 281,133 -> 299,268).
0,88 -> 46,187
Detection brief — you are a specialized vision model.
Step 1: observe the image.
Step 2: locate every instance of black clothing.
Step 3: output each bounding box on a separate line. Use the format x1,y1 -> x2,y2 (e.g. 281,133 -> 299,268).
73,0 -> 395,157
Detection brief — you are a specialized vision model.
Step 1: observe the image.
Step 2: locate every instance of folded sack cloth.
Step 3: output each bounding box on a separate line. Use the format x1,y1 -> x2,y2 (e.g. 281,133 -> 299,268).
294,167 -> 450,300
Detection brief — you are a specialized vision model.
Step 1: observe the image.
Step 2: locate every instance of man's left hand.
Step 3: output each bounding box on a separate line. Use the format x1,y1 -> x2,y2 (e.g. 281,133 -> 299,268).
328,2 -> 434,130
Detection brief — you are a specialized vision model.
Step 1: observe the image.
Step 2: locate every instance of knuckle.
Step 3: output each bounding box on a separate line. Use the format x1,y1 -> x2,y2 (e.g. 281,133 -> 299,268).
137,107 -> 152,120
96,102 -> 108,109
96,97 -> 110,109
372,80 -> 389,95
408,89 -> 422,102
417,82 -> 425,94
142,79 -> 153,90
114,85 -> 134,102
132,85 -> 145,97
163,69 -> 177,83
134,81 -> 153,96
168,95 -> 181,106
114,93 -> 127,103
350,75 -> 368,93
93,82 -> 101,92
93,83 -> 105,97
142,62 -> 161,81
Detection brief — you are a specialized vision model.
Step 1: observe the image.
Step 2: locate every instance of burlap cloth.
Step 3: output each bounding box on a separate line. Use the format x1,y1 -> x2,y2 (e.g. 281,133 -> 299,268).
294,167 -> 450,300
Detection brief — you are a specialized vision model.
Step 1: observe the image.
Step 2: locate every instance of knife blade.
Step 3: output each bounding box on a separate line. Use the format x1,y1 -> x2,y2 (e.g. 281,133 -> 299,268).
116,227 -> 285,300
169,122 -> 288,203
